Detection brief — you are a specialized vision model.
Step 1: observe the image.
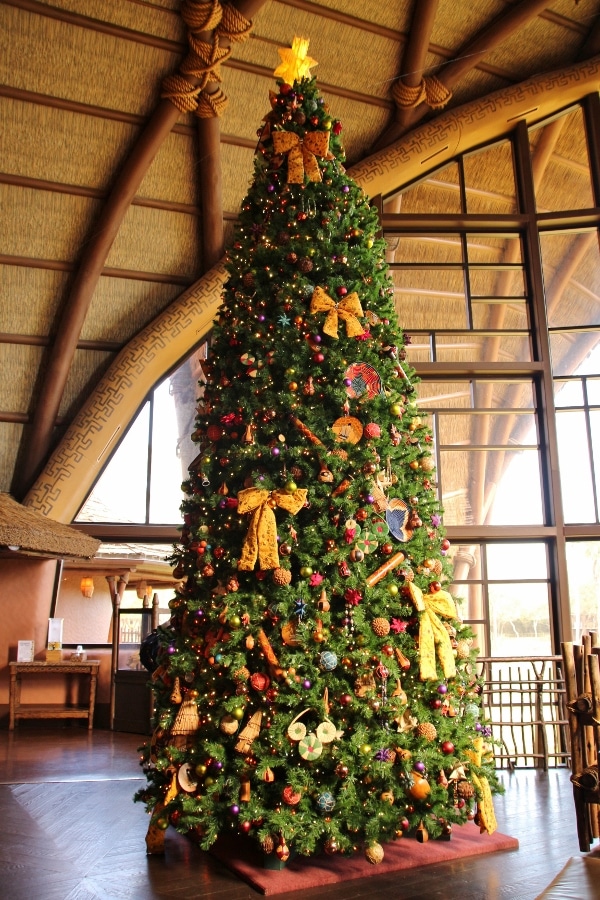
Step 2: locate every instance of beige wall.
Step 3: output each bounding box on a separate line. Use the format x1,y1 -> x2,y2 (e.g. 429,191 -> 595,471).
0,557 -> 113,726
55,570 -> 113,645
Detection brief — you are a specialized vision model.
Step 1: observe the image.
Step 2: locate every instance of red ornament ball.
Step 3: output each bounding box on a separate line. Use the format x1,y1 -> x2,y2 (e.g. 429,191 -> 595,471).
336,286 -> 348,297
364,423 -> 381,439
441,741 -> 455,755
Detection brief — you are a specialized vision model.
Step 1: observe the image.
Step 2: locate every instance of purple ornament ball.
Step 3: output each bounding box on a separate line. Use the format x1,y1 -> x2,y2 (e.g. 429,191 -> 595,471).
303,679 -> 311,689
342,185 -> 350,193
437,684 -> 448,695
230,804 -> 240,816
414,761 -> 426,773
271,447 -> 280,456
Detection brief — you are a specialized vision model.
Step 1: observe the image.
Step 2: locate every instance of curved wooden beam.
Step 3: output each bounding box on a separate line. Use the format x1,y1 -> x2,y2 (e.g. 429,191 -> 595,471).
14,0 -> 265,499
24,58 -> 600,521
376,0 -> 555,150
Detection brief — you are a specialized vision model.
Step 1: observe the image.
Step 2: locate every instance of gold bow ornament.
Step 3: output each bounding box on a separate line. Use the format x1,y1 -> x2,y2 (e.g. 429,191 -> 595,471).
237,487 -> 307,571
406,582 -> 457,681
272,130 -> 330,183
465,736 -> 497,834
310,286 -> 364,339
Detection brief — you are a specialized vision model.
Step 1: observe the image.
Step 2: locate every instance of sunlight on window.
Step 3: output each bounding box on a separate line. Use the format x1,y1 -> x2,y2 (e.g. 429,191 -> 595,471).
149,379 -> 186,524
76,404 -> 150,523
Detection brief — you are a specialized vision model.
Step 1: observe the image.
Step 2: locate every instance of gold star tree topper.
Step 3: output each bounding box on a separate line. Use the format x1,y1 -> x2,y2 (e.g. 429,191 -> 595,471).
274,37 -> 318,83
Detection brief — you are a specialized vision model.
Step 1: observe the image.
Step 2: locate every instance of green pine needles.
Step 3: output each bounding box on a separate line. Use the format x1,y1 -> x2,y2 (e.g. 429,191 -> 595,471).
135,74 -> 501,864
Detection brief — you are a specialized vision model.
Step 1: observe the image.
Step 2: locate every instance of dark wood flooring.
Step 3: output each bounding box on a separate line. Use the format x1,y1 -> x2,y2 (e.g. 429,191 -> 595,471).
0,725 -> 594,900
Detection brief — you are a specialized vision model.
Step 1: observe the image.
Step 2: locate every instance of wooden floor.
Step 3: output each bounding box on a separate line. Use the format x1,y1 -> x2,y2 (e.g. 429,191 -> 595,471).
0,725 -> 594,900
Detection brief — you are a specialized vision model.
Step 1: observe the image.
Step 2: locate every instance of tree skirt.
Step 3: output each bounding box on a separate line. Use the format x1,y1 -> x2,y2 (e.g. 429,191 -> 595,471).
210,825 -> 519,895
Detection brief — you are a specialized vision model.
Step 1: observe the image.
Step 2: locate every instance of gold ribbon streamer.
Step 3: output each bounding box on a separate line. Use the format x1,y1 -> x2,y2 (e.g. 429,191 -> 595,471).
272,130 -> 330,183
237,488 -> 307,571
466,738 -> 497,834
310,286 -> 364,339
406,583 -> 457,681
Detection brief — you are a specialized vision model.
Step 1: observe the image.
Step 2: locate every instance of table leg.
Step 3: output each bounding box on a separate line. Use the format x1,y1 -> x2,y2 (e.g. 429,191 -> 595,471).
88,670 -> 98,730
9,669 -> 19,730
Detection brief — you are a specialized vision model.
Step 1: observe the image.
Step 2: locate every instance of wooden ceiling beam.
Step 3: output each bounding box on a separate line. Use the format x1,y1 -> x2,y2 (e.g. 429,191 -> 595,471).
13,0 -> 267,500
376,0 -> 554,150
374,0 -> 439,148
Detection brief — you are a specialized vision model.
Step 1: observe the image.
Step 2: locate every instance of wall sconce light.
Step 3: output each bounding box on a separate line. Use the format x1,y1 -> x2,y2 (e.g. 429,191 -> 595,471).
80,576 -> 95,598
136,580 -> 153,601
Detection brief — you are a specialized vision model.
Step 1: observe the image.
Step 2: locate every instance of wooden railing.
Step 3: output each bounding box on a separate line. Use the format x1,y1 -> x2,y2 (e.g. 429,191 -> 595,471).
477,656 -> 570,770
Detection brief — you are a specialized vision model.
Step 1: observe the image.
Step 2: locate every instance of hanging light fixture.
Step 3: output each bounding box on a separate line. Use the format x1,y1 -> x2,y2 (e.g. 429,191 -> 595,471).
80,576 -> 95,598
136,580 -> 147,600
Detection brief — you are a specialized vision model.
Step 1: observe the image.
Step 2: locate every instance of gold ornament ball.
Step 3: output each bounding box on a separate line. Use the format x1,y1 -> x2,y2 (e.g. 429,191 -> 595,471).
324,838 -> 339,855
456,639 -> 471,659
365,842 -> 384,865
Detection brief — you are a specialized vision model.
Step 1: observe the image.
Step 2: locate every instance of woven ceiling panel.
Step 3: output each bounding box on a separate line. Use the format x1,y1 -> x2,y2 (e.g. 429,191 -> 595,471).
104,204 -> 201,277
0,267 -> 67,335
220,143 -> 256,214
0,185 -> 98,261
58,348 -> 115,420
81,278 -> 185,343
45,0 -> 183,39
485,16 -> 581,77
137,132 -> 198,205
0,98 -> 138,189
244,6 -> 401,100
0,345 -> 44,413
1,6 -> 176,116
0,424 -> 23,493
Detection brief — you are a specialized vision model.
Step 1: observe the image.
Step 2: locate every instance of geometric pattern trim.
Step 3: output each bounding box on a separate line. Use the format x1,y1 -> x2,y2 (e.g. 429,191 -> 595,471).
25,261 -> 226,521
350,56 -> 600,196
25,56 -> 600,522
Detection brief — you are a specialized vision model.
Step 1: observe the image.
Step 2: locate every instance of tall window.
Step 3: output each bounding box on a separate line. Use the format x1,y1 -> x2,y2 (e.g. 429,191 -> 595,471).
382,101 -> 600,655
75,346 -> 207,526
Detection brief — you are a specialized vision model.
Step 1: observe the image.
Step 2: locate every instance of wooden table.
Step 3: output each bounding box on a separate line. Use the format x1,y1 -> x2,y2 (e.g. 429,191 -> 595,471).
9,660 -> 100,730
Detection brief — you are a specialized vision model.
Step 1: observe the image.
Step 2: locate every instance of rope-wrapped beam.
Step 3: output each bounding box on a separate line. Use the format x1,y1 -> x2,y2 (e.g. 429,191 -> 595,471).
392,75 -> 452,110
161,0 -> 252,117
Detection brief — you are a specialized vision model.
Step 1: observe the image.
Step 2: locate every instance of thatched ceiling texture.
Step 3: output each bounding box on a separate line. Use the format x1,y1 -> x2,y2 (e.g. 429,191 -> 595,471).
1,0 -> 599,506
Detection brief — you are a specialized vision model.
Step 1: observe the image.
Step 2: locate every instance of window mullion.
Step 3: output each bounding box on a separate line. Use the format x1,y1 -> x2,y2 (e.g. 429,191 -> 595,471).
513,119 -> 571,646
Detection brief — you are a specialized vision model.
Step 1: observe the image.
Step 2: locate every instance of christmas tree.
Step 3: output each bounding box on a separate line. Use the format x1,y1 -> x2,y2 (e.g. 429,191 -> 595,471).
136,38 -> 501,865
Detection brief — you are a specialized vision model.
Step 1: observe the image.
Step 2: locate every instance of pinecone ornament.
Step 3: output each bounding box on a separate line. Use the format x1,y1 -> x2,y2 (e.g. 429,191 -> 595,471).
372,617 -> 391,636
416,721 -> 438,741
